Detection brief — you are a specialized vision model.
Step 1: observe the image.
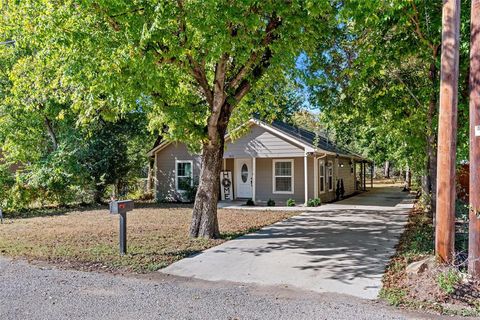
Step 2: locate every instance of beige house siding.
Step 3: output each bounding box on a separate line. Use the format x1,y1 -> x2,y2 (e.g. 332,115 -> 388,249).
254,157 -> 307,204
155,143 -> 201,201
224,125 -> 305,158
252,156 -> 356,205
319,155 -> 337,202
315,155 -> 357,203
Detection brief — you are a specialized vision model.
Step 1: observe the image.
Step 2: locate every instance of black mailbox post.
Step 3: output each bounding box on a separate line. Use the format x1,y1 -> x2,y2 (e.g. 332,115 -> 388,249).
109,200 -> 134,255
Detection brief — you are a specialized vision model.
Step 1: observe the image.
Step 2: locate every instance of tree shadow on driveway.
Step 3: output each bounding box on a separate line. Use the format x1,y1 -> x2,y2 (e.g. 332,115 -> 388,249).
210,208 -> 408,285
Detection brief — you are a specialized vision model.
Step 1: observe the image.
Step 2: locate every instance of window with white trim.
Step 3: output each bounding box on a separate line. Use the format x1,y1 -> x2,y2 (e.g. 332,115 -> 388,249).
327,161 -> 334,191
273,159 -> 294,194
175,160 -> 193,192
319,160 -> 325,193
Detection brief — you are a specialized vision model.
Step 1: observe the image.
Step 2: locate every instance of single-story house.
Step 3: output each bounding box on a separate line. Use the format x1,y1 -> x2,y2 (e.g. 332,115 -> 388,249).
148,118 -> 372,205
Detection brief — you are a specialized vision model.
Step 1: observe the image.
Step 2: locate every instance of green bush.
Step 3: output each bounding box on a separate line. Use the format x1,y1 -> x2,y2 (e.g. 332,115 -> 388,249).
246,198 -> 255,206
0,164 -> 15,208
286,198 -> 295,207
178,177 -> 198,203
267,199 -> 275,206
437,269 -> 462,295
307,198 -> 321,207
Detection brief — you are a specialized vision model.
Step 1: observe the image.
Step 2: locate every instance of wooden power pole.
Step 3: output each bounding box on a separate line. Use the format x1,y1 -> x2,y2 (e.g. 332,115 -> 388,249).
469,0 -> 480,277
436,0 -> 460,264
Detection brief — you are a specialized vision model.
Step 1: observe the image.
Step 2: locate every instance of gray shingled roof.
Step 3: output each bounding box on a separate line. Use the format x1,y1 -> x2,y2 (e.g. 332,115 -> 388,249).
267,120 -> 363,158
149,118 -> 367,160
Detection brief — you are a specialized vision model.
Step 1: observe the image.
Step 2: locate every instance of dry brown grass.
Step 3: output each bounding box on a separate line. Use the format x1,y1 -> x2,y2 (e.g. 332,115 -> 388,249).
0,204 -> 295,273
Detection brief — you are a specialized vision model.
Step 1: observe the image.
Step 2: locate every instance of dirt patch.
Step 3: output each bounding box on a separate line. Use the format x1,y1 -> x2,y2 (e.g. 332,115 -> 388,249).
0,205 -> 295,273
381,206 -> 480,317
405,266 -> 480,314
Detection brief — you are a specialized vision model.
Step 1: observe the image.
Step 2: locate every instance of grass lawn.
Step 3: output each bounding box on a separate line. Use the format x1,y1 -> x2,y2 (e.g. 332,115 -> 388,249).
0,204 -> 295,273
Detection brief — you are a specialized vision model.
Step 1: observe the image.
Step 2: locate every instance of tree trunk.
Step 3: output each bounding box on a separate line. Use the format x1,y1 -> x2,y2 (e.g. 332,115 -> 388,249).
384,161 -> 390,178
94,185 -> 104,204
44,116 -> 58,151
189,137 -> 224,238
189,104 -> 230,239
404,166 -> 412,191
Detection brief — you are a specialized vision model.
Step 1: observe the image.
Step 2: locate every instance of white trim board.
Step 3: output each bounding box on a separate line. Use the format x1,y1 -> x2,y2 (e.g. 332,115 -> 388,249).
272,159 -> 295,194
175,160 -> 193,192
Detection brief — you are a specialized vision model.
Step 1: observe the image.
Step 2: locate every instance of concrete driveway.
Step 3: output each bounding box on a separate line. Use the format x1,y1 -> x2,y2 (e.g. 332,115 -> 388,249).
162,186 -> 415,299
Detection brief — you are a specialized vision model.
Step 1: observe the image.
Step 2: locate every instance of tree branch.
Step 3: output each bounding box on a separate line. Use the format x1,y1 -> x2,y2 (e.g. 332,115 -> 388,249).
44,116 -> 58,151
227,14 -> 282,92
188,57 -> 214,106
203,54 -> 231,140
409,2 -> 437,52
232,80 -> 251,104
177,0 -> 187,46
110,7 -> 144,18
212,53 -> 229,112
92,3 -> 121,32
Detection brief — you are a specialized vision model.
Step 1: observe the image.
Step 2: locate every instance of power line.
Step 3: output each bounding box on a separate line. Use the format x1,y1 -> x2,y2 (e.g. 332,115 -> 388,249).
0,40 -> 15,46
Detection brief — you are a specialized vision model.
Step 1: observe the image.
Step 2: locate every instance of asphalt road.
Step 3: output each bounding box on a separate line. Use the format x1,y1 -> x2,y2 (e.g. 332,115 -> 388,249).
0,257 -> 462,320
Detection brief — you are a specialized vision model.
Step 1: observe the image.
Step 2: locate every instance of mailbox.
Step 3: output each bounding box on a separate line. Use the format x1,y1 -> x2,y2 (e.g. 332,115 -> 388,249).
110,200 -> 134,215
109,200 -> 134,255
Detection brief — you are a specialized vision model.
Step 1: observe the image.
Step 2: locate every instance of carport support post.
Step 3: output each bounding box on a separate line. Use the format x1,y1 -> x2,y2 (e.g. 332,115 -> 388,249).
436,0 -> 460,264
314,156 -> 318,198
370,163 -> 374,189
252,157 -> 256,203
304,154 -> 308,205
469,0 -> 480,278
363,162 -> 367,191
358,162 -> 362,191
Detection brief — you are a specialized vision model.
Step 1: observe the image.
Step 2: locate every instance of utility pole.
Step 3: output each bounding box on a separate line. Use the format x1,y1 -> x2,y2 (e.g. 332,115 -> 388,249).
469,0 -> 480,278
436,0 -> 460,264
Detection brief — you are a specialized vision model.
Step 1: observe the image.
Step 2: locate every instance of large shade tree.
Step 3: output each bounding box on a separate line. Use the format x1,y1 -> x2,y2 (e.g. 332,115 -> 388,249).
0,2 -> 155,208
3,1 -> 339,237
304,0 -> 471,210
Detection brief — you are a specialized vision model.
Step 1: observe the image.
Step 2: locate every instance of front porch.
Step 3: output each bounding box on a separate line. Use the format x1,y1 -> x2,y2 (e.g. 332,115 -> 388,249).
218,199 -> 307,210
221,156 -> 374,205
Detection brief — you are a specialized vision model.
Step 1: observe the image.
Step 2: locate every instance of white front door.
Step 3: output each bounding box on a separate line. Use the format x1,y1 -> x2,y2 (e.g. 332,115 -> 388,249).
235,158 -> 253,198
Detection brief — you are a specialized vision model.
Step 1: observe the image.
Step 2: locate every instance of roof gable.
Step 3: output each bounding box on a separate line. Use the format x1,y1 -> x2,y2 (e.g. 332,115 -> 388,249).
267,120 -> 358,157
224,123 -> 305,158
149,118 -> 365,160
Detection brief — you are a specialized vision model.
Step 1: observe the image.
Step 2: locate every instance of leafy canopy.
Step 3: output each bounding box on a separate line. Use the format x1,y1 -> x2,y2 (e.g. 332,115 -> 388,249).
3,1 -> 339,149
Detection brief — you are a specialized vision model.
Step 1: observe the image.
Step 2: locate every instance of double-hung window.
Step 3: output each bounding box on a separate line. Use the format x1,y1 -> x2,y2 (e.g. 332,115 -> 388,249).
175,160 -> 193,192
319,160 -> 325,193
327,161 -> 334,191
273,159 -> 294,194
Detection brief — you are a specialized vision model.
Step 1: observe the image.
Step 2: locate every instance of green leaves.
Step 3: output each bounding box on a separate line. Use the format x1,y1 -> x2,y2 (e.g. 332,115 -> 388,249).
305,0 -> 460,175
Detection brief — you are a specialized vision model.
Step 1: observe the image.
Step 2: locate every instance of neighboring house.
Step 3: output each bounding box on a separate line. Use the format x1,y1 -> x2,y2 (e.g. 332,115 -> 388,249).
148,118 -> 372,205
